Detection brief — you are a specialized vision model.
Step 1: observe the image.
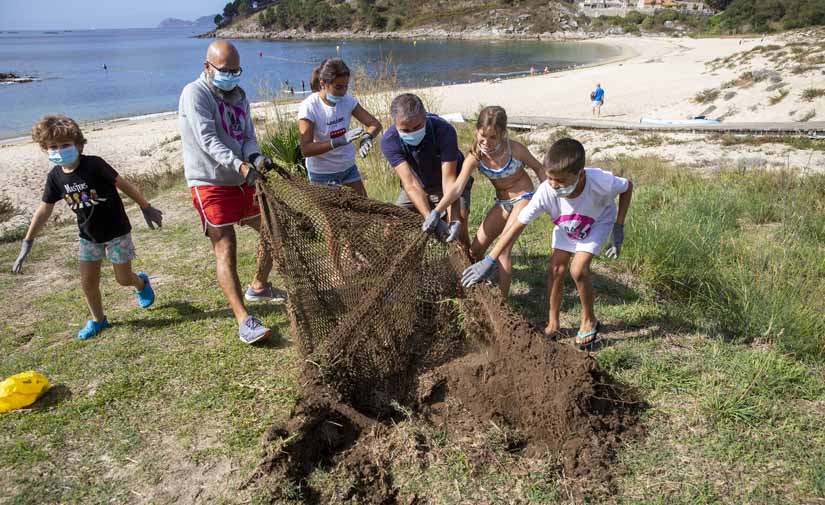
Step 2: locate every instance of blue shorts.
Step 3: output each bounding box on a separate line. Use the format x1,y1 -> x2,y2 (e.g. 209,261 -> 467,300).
307,165 -> 361,187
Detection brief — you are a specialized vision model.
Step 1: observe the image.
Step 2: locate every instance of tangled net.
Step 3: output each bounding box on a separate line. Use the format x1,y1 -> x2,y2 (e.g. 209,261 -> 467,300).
251,168 -> 643,502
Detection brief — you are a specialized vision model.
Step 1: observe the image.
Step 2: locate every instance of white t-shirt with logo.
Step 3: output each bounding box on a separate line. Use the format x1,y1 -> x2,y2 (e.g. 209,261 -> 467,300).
518,168 -> 629,241
298,92 -> 359,175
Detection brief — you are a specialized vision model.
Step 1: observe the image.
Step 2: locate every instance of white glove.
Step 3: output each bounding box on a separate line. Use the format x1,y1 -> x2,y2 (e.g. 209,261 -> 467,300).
331,127 -> 364,149
359,135 -> 373,158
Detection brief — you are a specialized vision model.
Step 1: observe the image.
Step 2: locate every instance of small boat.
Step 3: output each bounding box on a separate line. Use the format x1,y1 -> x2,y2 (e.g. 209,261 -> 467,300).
640,117 -> 721,126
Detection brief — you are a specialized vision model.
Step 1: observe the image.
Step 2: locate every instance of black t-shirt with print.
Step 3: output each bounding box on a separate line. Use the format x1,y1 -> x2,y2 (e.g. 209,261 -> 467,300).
42,155 -> 132,243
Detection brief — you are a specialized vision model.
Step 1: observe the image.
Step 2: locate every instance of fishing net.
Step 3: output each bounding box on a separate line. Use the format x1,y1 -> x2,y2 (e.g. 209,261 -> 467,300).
253,168 -> 643,500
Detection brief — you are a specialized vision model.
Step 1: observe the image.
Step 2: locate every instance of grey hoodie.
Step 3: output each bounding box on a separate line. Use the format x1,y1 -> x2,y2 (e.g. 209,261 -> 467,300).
178,73 -> 261,187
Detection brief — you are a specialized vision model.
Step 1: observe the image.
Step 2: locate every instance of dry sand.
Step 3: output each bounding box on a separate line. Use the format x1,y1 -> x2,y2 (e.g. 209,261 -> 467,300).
1,32 -> 822,236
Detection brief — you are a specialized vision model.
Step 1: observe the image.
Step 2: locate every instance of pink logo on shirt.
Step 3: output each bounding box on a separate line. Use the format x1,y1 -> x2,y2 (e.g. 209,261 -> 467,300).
555,213 -> 596,240
218,102 -> 247,142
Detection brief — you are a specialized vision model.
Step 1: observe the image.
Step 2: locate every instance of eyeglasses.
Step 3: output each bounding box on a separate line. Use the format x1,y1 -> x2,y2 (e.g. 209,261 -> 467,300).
206,61 -> 242,77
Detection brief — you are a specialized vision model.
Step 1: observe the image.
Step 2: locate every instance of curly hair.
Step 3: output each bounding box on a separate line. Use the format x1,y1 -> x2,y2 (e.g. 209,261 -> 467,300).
31,115 -> 87,149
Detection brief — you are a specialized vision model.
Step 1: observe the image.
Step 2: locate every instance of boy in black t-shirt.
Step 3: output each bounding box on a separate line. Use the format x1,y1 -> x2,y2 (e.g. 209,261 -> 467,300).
11,115 -> 164,340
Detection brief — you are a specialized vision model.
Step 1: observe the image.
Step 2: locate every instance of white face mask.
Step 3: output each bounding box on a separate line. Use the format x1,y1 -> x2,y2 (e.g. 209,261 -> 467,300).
553,175 -> 579,198
479,140 -> 504,156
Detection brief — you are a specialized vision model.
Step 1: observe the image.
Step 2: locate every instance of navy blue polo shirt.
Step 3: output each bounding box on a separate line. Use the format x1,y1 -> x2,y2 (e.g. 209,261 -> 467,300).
380,114 -> 466,190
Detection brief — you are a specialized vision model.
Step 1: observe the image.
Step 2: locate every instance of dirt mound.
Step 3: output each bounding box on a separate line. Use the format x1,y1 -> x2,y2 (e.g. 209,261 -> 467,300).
250,169 -> 644,502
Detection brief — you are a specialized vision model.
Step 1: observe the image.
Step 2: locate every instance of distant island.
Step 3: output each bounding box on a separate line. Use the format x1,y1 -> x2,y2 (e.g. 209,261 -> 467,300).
158,15 -> 216,29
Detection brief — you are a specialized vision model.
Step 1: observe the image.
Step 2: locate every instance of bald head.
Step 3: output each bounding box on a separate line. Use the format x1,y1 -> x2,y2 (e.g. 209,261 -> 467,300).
205,40 -> 240,72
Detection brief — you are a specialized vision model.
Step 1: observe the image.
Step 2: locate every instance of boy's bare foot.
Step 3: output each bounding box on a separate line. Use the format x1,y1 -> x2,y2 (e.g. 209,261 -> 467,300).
544,322 -> 562,340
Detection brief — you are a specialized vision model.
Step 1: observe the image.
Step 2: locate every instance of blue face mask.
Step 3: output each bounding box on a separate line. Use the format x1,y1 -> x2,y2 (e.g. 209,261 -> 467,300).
212,71 -> 241,91
325,93 -> 345,105
48,145 -> 79,166
399,126 -> 426,147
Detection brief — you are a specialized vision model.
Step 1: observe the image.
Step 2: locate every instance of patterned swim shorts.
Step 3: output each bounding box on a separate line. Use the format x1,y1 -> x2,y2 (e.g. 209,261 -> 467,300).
78,233 -> 136,264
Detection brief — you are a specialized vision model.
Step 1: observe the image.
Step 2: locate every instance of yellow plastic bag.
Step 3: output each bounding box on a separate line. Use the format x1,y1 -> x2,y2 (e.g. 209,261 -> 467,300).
0,371 -> 50,413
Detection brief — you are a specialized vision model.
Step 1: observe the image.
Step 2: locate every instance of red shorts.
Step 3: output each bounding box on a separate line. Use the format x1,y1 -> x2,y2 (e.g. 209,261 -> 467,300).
190,184 -> 260,232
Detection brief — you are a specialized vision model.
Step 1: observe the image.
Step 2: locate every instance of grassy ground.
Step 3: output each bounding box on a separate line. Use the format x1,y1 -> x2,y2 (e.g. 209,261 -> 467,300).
2,128 -> 825,503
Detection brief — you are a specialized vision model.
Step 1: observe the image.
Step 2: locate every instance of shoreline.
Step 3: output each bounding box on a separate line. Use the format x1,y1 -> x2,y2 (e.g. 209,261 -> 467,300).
0,38 -> 632,144
201,27 -> 616,42
3,32 -> 824,237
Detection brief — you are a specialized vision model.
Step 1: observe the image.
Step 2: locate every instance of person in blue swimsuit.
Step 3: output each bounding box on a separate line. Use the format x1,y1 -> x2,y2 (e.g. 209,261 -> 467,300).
423,106 -> 545,297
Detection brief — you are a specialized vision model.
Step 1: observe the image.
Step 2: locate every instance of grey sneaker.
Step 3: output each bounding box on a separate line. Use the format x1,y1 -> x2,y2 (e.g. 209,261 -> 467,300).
244,283 -> 287,303
239,315 -> 271,344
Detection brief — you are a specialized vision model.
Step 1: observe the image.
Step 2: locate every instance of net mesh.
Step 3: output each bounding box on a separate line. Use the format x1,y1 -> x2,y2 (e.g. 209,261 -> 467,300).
253,168 -> 642,496
257,168 -> 467,416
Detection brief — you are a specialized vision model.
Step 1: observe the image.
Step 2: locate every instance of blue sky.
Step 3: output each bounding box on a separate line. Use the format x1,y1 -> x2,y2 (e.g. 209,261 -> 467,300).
0,0 -> 228,30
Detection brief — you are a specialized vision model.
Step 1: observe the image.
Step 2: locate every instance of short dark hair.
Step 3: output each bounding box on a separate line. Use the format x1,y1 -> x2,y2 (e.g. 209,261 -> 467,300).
390,93 -> 426,122
544,138 -> 586,175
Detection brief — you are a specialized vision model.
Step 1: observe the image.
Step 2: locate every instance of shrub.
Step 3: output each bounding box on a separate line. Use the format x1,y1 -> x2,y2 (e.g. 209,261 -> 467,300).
596,157 -> 825,359
693,88 -> 720,104
801,88 -> 825,102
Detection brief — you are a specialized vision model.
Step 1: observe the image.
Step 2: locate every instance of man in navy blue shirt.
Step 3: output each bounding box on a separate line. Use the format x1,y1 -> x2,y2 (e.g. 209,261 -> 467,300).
380,93 -> 472,245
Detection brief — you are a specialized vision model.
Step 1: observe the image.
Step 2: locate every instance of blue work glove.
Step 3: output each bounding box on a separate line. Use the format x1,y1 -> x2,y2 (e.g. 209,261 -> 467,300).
422,209 -> 442,233
445,221 -> 461,243
604,223 -> 624,259
11,239 -> 33,273
462,256 -> 497,287
141,205 -> 163,229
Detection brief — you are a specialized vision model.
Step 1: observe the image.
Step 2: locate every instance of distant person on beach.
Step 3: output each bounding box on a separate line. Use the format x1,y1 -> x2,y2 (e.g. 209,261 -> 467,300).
544,66 -> 549,74
381,93 -> 471,246
423,106 -> 546,297
301,80 -> 305,93
298,58 -> 382,195
591,83 -> 605,117
12,115 -> 162,340
462,138 -> 633,347
530,66 -> 536,76
178,40 -> 284,345
103,64 -> 107,71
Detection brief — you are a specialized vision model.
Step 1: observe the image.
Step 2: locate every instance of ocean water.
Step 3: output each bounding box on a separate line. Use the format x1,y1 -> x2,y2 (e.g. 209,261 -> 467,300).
0,28 -> 620,139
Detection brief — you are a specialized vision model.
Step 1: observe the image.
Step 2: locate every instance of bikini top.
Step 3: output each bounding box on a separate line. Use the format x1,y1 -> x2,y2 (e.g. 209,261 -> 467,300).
478,141 -> 524,181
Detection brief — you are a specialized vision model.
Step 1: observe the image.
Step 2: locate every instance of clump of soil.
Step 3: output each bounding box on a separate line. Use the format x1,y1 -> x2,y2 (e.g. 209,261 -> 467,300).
251,173 -> 645,502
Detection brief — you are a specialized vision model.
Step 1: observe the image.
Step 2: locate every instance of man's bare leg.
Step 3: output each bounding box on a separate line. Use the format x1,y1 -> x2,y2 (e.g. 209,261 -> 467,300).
207,224 -> 248,324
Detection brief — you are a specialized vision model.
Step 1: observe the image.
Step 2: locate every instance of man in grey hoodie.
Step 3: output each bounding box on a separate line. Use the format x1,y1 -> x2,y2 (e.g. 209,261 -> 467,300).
179,40 -> 285,345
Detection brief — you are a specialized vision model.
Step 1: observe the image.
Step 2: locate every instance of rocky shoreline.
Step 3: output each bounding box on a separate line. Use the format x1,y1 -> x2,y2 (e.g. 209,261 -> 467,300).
0,72 -> 39,84
201,26 -> 624,42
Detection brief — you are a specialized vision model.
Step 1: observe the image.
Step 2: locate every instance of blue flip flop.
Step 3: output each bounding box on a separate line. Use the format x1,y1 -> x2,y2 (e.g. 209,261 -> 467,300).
576,322 -> 601,351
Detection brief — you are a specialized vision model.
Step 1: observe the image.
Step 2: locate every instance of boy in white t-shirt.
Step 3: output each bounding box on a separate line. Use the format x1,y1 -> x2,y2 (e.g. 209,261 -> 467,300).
462,138 -> 633,349
298,58 -> 382,196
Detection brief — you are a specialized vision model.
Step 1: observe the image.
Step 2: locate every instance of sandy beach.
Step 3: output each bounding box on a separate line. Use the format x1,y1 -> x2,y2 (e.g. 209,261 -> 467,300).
2,32 -> 823,235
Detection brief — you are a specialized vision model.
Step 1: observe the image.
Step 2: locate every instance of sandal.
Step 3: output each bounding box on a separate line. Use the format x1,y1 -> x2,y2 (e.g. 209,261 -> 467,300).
575,322 -> 601,350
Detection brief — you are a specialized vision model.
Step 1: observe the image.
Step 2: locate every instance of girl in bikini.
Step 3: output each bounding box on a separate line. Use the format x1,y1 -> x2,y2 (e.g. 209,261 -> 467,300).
430,106 -> 545,297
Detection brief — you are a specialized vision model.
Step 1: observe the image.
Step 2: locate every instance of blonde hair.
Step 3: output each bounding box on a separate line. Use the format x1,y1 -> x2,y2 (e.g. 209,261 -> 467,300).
470,106 -> 508,159
31,115 -> 86,149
